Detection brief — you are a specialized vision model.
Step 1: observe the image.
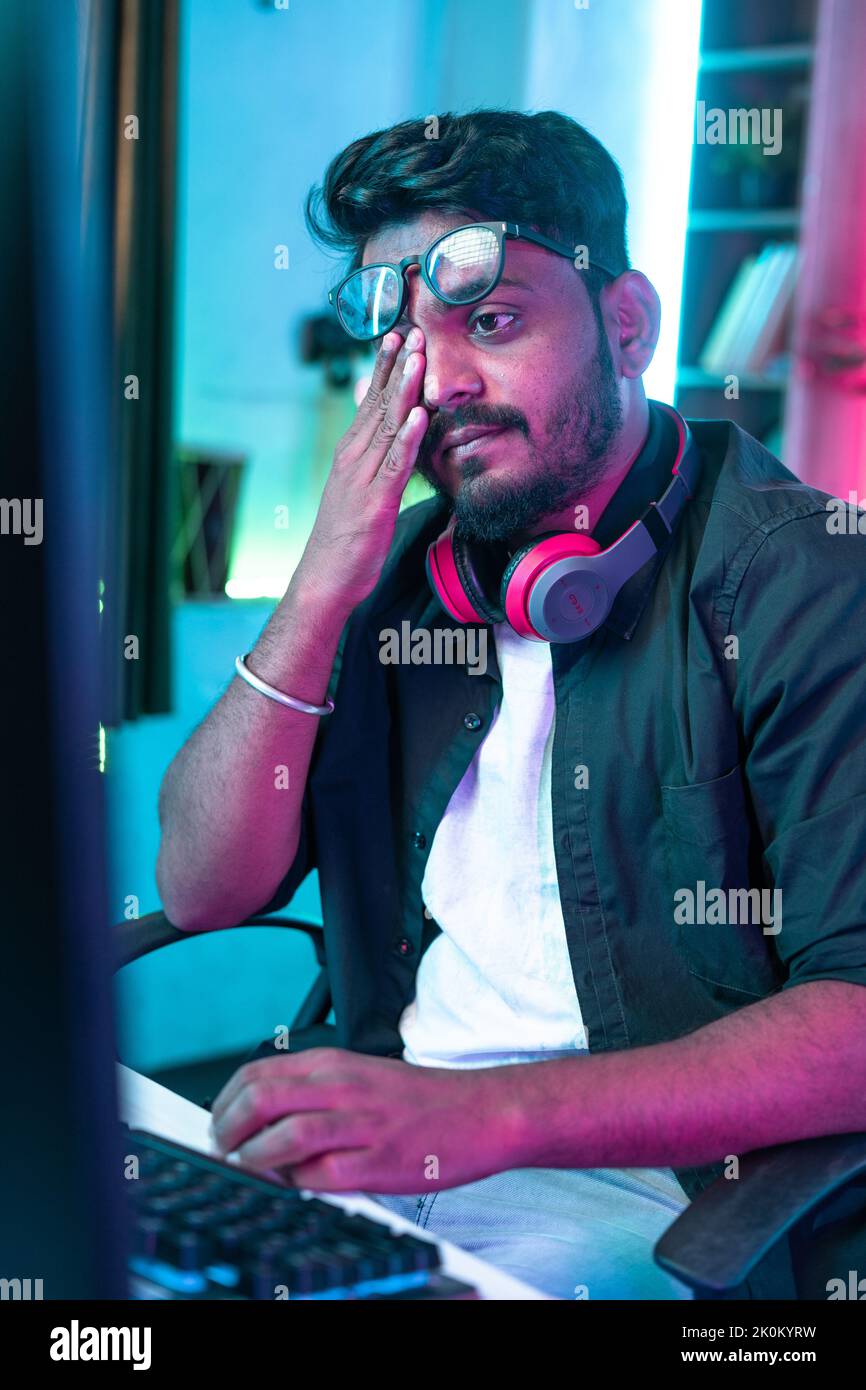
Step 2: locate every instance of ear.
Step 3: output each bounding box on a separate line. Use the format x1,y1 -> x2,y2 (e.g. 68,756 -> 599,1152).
603,271 -> 661,379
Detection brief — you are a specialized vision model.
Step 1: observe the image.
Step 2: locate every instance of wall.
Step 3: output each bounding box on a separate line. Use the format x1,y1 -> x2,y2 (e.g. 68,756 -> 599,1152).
522,0 -> 702,401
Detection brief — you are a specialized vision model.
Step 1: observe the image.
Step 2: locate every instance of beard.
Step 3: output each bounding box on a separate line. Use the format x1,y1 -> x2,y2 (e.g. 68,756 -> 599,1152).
413,300 -> 624,544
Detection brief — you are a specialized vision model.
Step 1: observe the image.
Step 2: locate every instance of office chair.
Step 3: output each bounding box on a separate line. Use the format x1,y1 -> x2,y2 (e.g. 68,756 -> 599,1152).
115,909 -> 866,1300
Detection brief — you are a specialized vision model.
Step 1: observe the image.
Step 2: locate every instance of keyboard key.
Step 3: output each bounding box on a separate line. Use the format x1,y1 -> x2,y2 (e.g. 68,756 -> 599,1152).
133,1216 -> 167,1259
157,1227 -> 216,1271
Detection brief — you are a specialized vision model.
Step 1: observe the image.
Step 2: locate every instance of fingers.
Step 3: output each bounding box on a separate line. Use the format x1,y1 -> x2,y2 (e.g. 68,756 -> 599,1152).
339,327 -> 425,467
211,1057 -> 293,1126
373,402 -> 429,492
211,1075 -> 319,1154
210,1050 -> 334,1123
356,331 -> 402,426
359,343 -> 428,483
234,1110 -> 367,1173
282,1149 -> 372,1192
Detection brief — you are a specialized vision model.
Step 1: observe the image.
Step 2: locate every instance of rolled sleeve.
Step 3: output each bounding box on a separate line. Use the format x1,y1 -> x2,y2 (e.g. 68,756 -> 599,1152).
731,511 -> 866,991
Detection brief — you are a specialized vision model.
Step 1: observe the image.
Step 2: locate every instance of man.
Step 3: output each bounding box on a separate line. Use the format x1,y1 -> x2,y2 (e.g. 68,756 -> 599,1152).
156,110 -> 866,1300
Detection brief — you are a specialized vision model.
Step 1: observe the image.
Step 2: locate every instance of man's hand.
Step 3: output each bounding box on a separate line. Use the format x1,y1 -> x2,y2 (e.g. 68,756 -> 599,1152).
295,327 -> 429,616
209,1047 -> 525,1193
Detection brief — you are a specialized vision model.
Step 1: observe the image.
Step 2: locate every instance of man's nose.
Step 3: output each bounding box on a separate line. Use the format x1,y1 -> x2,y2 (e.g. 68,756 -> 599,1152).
422,335 -> 483,412
404,274 -> 483,412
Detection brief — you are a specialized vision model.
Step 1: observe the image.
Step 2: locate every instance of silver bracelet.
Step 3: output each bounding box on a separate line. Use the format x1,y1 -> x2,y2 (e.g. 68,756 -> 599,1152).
234,654 -> 335,716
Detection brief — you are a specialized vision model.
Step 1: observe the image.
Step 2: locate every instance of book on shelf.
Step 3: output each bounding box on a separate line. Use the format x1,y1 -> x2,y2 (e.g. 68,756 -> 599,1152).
744,245 -> 798,371
699,241 -> 798,378
698,252 -> 758,375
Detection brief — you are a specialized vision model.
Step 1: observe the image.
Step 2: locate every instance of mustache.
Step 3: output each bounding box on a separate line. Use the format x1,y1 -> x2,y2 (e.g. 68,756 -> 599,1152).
422,405 -> 530,455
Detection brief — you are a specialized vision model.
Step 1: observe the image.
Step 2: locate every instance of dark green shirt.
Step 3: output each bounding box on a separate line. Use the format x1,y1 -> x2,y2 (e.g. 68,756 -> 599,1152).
257,402 -> 866,1277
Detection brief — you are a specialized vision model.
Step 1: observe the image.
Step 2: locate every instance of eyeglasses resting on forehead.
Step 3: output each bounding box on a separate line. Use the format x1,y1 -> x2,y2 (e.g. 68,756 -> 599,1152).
328,220 -> 618,342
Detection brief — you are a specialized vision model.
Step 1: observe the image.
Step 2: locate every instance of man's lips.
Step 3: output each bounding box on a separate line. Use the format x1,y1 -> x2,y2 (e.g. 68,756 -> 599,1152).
441,426 -> 508,461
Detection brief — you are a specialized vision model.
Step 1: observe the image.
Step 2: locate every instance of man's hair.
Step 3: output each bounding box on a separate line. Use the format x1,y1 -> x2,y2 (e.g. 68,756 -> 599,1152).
305,108 -> 630,299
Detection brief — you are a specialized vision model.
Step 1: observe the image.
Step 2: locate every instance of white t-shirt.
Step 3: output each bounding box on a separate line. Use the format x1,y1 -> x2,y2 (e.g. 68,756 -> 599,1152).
399,621 -> 589,1068
398,622 -> 686,1210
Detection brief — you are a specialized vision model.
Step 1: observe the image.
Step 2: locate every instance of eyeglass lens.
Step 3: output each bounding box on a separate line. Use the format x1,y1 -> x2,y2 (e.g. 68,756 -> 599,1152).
426,225 -> 501,301
337,265 -> 402,339
337,225 -> 502,339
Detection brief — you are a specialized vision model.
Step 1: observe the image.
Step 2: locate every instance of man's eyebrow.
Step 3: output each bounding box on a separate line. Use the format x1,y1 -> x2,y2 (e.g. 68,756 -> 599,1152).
448,275 -> 535,298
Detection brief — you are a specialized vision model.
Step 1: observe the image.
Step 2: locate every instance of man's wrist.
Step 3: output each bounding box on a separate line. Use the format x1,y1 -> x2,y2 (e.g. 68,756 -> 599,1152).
484,1058 -> 576,1170
288,561 -> 356,633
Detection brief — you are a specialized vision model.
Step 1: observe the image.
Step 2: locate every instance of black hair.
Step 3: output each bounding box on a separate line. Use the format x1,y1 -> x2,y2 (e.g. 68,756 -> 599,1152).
304,108 -> 630,300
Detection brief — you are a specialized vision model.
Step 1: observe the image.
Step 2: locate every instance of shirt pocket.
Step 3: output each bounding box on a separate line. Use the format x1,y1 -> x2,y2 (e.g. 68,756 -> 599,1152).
660,765 -> 782,1003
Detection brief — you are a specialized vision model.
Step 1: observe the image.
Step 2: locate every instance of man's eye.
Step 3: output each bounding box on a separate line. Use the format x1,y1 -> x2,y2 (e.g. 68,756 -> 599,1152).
469,311 -> 517,338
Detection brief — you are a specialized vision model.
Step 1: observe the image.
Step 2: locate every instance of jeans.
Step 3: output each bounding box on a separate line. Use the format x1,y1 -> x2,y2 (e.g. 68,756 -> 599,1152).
364,1164 -> 696,1300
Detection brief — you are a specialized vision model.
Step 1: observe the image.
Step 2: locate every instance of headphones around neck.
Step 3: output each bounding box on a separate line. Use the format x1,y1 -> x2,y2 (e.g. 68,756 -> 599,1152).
425,402 -> 700,644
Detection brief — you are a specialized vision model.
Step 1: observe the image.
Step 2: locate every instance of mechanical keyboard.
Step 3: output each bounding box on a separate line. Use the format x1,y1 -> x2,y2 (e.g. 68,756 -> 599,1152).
123,1127 -> 479,1300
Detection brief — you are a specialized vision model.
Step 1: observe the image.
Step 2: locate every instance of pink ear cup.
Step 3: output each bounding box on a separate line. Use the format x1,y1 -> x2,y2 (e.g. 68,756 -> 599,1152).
503,533 -> 602,638
426,522 -> 487,624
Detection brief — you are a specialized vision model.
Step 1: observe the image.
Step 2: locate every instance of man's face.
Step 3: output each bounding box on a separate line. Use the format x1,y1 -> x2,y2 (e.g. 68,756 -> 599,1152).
361,211 -> 624,543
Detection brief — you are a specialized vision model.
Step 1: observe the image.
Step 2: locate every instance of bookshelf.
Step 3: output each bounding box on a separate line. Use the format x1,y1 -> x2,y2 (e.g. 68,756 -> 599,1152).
674,0 -> 820,457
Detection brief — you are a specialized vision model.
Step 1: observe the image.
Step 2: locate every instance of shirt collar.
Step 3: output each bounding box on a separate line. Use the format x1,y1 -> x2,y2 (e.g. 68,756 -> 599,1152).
591,400 -> 684,641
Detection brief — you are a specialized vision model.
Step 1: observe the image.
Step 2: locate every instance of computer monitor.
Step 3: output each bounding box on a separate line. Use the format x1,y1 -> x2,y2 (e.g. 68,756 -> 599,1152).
0,0 -> 129,1299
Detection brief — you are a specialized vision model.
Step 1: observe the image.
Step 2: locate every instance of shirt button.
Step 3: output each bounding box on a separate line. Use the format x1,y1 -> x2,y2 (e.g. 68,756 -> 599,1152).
394,937 -> 414,957
463,712 -> 482,731
412,830 -> 426,849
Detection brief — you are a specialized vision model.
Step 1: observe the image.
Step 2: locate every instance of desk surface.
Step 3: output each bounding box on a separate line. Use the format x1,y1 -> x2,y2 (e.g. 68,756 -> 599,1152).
118,1064 -> 550,1301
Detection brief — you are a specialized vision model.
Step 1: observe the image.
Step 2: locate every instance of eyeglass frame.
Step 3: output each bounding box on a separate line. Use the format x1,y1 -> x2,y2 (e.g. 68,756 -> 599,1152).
327,219 -> 619,340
